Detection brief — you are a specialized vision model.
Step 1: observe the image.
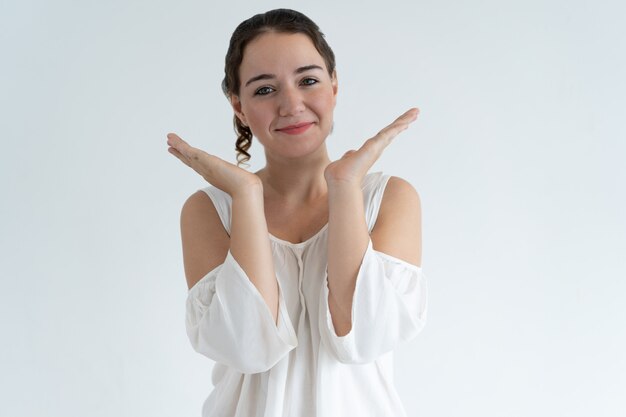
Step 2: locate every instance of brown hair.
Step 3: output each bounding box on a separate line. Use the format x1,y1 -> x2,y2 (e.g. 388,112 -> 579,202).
222,9 -> 336,167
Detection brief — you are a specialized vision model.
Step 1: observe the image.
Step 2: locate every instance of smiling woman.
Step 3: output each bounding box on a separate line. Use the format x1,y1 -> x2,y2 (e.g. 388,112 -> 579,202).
166,8 -> 427,417
231,31 -> 338,161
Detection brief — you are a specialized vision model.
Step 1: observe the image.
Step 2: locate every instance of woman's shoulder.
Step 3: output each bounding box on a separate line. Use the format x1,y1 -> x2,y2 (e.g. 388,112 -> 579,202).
383,175 -> 420,202
362,172 -> 419,235
180,190 -> 230,289
181,189 -> 219,215
190,185 -> 233,230
371,174 -> 422,265
379,175 -> 421,226
362,171 -> 417,193
363,172 -> 420,206
196,184 -> 232,204
181,187 -> 231,236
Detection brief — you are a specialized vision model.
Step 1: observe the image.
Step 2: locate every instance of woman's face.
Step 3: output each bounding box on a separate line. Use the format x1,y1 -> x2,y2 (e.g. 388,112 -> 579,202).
231,31 -> 338,161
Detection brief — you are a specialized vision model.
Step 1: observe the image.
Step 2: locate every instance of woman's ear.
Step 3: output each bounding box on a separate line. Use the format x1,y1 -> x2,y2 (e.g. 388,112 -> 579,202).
230,95 -> 248,127
331,70 -> 339,97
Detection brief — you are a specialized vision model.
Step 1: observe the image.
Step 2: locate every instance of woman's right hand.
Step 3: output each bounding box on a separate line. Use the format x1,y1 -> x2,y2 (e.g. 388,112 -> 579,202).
166,133 -> 262,196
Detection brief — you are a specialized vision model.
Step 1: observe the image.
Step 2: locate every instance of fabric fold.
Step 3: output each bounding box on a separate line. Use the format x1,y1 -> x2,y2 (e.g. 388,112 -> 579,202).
319,239 -> 428,364
186,250 -> 298,374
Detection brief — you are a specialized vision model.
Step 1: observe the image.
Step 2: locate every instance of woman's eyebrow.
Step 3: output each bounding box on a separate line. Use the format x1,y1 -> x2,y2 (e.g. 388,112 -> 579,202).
244,65 -> 324,87
295,64 -> 323,74
245,73 -> 274,87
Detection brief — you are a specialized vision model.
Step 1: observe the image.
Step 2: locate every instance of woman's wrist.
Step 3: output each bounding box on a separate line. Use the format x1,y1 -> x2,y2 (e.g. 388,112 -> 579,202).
230,180 -> 264,202
325,175 -> 363,189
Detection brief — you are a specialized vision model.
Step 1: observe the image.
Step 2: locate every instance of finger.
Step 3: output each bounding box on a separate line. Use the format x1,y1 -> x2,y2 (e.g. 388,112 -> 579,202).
401,107 -> 420,120
167,147 -> 192,168
166,133 -> 194,158
356,108 -> 418,160
166,132 -> 186,147
380,108 -> 419,137
387,108 -> 419,129
379,108 -> 419,134
369,108 -> 419,147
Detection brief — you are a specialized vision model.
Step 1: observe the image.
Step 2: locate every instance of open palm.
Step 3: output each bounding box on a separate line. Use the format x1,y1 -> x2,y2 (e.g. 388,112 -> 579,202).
324,108 -> 419,185
166,133 -> 261,196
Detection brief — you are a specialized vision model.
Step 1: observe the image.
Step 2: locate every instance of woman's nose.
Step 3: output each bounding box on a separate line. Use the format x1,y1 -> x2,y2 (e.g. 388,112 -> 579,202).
278,87 -> 305,117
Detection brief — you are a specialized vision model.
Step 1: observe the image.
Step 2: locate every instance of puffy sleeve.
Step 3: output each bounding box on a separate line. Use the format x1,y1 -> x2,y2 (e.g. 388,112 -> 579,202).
318,239 -> 428,364
185,251 -> 298,374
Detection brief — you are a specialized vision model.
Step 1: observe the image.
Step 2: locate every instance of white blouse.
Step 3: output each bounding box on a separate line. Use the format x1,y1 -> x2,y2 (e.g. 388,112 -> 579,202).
185,172 -> 428,417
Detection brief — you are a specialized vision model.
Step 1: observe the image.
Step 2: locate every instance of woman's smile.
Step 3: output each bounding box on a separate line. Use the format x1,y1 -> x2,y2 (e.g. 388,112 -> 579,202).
275,122 -> 315,135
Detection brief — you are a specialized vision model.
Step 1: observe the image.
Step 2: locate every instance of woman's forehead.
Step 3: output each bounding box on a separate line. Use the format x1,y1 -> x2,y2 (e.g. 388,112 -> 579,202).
240,32 -> 326,75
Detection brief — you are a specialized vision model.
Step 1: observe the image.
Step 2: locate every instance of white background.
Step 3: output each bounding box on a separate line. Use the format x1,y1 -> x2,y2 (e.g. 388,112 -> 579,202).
1,0 -> 625,416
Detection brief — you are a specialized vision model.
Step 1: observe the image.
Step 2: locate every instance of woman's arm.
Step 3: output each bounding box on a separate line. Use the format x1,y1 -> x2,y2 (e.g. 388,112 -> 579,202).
181,184 -> 279,322
326,181 -> 370,336
181,188 -> 297,373
169,133 -> 278,321
324,108 -> 420,336
326,177 -> 421,336
169,134 -> 297,373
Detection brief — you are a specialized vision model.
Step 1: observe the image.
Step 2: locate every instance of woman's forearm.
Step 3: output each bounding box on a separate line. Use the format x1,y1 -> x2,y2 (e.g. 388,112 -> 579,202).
230,183 -> 279,322
326,180 -> 370,336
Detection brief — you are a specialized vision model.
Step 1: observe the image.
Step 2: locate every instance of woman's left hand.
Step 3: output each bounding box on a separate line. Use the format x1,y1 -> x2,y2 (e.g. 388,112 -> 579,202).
324,108 -> 419,185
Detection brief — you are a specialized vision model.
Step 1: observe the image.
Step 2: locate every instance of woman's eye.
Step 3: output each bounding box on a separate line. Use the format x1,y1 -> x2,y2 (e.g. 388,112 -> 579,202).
301,78 -> 318,86
255,86 -> 274,96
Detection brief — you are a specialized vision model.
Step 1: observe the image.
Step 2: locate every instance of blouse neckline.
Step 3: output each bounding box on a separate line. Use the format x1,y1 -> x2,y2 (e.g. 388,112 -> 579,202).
268,223 -> 329,249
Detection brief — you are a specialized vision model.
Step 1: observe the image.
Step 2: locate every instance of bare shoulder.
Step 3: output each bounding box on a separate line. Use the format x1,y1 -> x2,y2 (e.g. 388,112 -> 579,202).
370,176 -> 422,267
381,176 -> 421,208
180,190 -> 230,290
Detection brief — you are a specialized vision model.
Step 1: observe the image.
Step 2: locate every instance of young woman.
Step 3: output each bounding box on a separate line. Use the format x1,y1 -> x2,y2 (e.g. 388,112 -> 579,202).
166,9 -> 428,417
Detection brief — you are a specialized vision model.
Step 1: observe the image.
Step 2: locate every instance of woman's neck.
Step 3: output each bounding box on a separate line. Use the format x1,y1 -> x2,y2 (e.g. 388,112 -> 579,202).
256,148 -> 331,203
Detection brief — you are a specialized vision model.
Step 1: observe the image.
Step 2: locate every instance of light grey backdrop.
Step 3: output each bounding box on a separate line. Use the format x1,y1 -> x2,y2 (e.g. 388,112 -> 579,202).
1,0 -> 625,416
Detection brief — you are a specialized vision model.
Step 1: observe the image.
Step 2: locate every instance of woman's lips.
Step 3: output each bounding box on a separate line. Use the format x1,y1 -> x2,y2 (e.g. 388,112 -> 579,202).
276,122 -> 314,135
